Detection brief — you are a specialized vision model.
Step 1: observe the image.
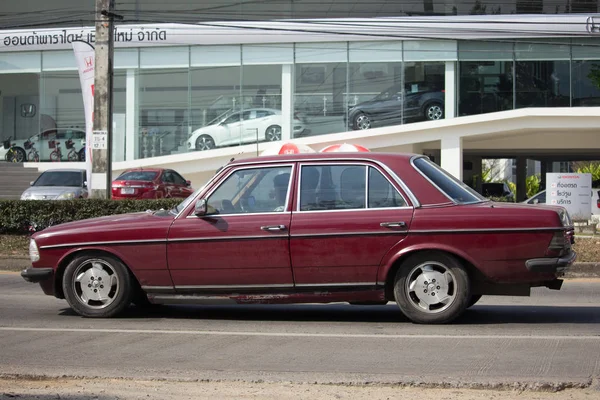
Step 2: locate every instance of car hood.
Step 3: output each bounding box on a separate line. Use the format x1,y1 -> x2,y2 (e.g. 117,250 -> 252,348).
33,211 -> 175,246
22,186 -> 83,199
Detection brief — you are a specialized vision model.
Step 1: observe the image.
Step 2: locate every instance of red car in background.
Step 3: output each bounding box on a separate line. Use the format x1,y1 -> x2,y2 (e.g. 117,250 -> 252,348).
111,168 -> 194,200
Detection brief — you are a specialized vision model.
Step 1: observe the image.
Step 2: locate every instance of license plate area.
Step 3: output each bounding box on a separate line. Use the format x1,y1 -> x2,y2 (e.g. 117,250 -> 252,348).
121,188 -> 135,194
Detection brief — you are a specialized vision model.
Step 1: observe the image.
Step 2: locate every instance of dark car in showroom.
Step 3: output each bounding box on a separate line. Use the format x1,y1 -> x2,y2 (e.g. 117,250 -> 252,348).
348,83 -> 445,130
111,168 -> 194,200
22,153 -> 575,324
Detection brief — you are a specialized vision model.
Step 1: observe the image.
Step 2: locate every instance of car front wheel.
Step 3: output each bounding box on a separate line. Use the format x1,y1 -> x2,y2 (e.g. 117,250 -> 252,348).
393,252 -> 470,324
195,135 -> 216,151
424,103 -> 444,121
265,125 -> 282,141
62,253 -> 133,318
353,113 -> 371,130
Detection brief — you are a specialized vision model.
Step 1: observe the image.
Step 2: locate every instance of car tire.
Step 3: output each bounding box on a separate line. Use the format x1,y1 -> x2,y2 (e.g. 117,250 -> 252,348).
62,253 -> 133,318
424,102 -> 444,121
393,251 -> 470,324
353,113 -> 371,130
78,149 -> 85,162
467,294 -> 482,308
195,134 -> 216,151
265,125 -> 282,141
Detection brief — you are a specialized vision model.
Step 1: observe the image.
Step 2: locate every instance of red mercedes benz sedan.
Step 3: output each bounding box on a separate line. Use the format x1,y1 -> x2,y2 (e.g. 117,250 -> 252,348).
111,168 -> 194,200
22,153 -> 575,324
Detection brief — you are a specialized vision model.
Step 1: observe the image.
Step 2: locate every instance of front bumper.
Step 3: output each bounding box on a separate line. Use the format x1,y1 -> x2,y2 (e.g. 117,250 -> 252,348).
525,250 -> 577,274
21,267 -> 54,283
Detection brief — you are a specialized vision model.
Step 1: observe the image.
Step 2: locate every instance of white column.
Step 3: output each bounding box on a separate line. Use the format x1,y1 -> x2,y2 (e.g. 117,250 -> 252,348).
125,69 -> 138,161
281,64 -> 294,141
441,136 -> 463,181
444,61 -> 456,119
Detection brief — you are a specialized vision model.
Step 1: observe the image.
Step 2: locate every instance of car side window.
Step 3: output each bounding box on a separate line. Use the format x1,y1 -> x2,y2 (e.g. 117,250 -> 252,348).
170,171 -> 187,186
161,171 -> 173,183
223,113 -> 241,124
299,165 -> 366,211
255,110 -> 272,118
206,166 -> 292,215
368,167 -> 407,208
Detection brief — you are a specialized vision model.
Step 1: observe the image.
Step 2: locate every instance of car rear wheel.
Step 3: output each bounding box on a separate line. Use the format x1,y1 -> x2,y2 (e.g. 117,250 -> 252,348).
62,253 -> 133,318
353,113 -> 371,130
393,252 -> 470,324
265,125 -> 282,141
467,294 -> 482,308
424,103 -> 444,121
195,134 -> 216,151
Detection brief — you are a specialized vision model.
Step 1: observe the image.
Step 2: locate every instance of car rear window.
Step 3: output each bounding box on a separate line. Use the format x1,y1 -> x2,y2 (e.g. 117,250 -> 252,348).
117,171 -> 158,181
412,157 -> 484,204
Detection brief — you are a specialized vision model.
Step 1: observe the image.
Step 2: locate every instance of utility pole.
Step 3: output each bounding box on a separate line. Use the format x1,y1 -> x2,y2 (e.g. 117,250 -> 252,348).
92,0 -> 118,198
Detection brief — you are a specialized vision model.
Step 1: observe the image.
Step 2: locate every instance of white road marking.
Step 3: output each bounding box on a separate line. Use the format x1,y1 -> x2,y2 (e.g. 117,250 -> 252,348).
0,326 -> 599,340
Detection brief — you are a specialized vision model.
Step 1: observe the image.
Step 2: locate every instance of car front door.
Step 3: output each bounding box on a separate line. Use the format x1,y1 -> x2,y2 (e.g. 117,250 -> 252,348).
219,112 -> 243,146
167,164 -> 295,288
289,163 -> 414,286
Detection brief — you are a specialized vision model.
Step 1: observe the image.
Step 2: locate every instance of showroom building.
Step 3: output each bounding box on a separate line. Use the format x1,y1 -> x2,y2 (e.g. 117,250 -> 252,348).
0,6 -> 599,197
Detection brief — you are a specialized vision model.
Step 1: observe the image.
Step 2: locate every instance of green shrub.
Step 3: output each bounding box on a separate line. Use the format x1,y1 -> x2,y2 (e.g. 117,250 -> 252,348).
0,199 -> 181,235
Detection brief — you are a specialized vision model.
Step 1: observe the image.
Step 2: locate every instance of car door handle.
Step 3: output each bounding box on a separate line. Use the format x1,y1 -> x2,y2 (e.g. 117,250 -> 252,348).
261,225 -> 287,232
380,221 -> 407,229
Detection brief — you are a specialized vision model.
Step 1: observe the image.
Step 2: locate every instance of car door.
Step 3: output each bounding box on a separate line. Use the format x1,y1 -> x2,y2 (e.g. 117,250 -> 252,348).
289,162 -> 414,286
167,164 -> 296,288
240,110 -> 258,143
169,170 -> 194,198
373,86 -> 403,125
219,112 -> 243,146
160,170 -> 177,198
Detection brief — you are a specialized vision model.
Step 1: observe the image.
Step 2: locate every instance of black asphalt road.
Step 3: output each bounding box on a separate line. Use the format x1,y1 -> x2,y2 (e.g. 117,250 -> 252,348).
1,272 -> 599,388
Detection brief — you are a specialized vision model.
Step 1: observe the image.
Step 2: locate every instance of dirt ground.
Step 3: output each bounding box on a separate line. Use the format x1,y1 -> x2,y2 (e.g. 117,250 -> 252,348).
0,378 -> 598,400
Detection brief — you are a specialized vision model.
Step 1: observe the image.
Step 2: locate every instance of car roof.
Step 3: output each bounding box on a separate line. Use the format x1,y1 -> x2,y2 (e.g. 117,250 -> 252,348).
41,169 -> 86,172
228,152 -> 418,167
122,168 -> 164,172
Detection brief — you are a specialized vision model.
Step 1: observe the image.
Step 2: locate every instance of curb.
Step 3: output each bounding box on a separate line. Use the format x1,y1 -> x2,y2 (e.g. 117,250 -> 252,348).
1,256 -> 599,277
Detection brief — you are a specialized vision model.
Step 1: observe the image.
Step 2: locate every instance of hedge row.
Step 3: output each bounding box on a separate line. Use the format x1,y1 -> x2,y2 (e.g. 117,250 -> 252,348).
0,199 -> 181,235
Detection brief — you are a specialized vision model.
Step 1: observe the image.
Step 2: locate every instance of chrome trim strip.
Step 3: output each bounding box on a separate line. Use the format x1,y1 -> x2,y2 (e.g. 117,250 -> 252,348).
410,227 -> 563,234
186,211 -> 287,219
39,238 -> 167,249
141,286 -> 175,291
295,161 -> 411,212
175,284 -> 295,290
293,206 -> 413,214
168,234 -> 288,242
291,231 -> 405,238
295,282 -> 375,287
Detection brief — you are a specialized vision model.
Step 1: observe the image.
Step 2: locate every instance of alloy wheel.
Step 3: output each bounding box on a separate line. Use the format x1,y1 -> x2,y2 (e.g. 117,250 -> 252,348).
72,259 -> 120,310
426,104 -> 443,120
265,125 -> 282,141
405,261 -> 457,313
354,114 -> 371,130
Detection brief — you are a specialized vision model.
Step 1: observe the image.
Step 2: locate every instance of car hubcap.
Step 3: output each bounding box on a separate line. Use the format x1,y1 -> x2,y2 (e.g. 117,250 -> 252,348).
427,106 -> 443,120
405,262 -> 456,313
73,259 -> 119,309
196,136 -> 214,151
266,126 -> 281,141
355,115 -> 370,130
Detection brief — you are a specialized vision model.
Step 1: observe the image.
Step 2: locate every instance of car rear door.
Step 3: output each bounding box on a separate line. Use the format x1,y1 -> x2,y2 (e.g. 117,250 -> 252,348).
166,164 -> 295,288
289,162 -> 414,287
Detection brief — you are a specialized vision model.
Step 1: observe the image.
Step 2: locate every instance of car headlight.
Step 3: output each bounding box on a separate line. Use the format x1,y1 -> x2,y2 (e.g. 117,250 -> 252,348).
29,239 -> 40,262
57,191 -> 76,200
20,192 -> 32,200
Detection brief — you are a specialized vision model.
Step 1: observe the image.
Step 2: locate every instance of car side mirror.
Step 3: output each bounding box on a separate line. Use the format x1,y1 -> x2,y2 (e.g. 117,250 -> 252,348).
533,199 -> 539,204
30,181 -> 34,186
194,199 -> 207,216
83,181 -> 88,188
186,180 -> 191,187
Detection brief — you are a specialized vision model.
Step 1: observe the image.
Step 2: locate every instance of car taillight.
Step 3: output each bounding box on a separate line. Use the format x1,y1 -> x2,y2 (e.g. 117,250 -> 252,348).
545,231 -> 572,258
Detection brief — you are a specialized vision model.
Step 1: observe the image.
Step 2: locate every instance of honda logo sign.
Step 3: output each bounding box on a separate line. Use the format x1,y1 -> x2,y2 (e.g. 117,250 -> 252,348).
20,103 -> 36,118
84,56 -> 93,68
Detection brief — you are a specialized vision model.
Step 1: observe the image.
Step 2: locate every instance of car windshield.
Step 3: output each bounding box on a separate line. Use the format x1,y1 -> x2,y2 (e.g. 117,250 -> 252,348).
412,157 -> 485,204
33,171 -> 82,187
117,171 -> 158,181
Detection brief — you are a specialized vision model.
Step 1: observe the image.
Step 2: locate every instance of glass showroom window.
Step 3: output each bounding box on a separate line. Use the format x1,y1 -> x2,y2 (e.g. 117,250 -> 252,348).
403,41 -> 453,125
347,42 -> 403,131
294,43 -> 348,138
0,52 -> 41,147
514,40 -> 570,109
189,45 -> 242,152
458,41 -> 514,116
139,47 -> 189,160
572,39 -> 600,107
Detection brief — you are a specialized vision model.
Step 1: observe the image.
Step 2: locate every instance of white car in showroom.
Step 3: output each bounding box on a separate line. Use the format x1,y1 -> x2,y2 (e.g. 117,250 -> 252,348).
187,108 -> 307,151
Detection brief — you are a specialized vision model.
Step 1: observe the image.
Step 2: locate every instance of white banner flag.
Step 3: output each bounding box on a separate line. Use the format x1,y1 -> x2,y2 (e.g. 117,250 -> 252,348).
72,40 -> 94,191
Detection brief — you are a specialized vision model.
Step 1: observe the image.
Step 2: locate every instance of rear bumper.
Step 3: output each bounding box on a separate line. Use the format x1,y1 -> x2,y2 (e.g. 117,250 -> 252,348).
21,267 -> 54,283
525,250 -> 577,273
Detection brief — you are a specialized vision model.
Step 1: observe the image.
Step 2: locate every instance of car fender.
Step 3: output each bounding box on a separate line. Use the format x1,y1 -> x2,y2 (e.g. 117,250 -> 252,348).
376,240 -> 481,285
